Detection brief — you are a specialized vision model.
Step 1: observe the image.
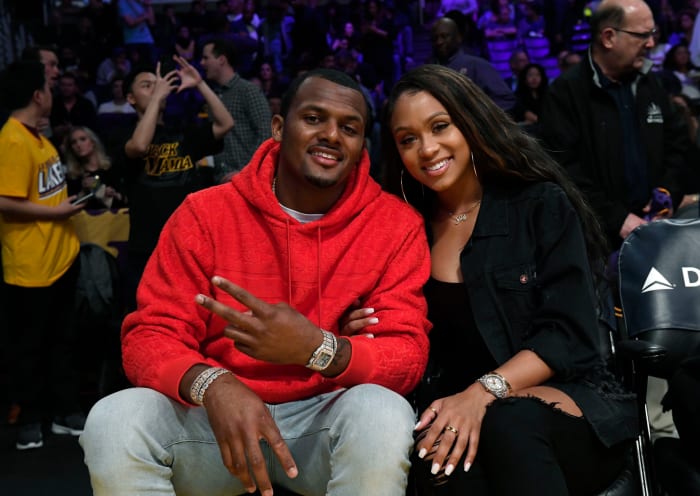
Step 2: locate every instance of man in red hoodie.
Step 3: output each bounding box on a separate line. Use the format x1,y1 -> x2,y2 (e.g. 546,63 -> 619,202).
81,68 -> 431,496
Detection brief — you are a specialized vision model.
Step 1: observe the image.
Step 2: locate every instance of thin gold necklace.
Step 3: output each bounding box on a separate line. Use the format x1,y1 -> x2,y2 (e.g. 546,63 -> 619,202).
445,200 -> 481,225
272,176 -> 277,195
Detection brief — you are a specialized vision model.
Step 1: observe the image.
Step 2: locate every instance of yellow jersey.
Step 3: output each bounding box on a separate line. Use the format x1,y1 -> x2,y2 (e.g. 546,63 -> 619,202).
0,117 -> 80,287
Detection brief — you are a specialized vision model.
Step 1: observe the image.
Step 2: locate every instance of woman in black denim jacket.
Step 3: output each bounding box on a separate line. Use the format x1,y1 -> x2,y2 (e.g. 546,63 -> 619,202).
363,64 -> 637,495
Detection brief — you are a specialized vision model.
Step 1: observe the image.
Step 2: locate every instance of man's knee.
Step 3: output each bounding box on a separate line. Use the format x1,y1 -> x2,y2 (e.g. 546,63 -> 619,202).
338,384 -> 414,428
81,388 -> 171,452
332,385 -> 415,456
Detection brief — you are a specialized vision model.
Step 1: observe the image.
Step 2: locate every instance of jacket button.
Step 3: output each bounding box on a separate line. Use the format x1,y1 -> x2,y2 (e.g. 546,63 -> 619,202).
519,274 -> 528,284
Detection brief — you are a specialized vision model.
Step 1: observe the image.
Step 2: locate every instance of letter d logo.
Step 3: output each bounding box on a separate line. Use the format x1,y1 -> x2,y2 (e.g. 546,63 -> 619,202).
682,267 -> 700,287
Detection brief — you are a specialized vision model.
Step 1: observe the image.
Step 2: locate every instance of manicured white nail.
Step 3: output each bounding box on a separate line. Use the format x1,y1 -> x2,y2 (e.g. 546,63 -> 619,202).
431,463 -> 440,475
368,317 -> 379,324
445,464 -> 455,476
464,462 -> 472,472
418,447 -> 427,458
414,420 -> 422,430
365,308 -> 375,314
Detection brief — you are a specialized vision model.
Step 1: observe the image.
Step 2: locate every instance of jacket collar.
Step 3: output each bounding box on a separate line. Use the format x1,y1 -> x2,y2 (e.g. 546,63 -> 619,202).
472,186 -> 509,238
587,47 -> 652,90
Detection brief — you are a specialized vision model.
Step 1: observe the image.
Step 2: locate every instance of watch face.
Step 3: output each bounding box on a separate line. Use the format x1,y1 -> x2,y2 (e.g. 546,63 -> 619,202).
484,376 -> 505,391
480,374 -> 508,398
314,351 -> 333,369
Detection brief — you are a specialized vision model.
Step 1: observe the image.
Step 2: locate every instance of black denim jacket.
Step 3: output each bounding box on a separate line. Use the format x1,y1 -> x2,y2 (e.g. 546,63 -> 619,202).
456,181 -> 637,447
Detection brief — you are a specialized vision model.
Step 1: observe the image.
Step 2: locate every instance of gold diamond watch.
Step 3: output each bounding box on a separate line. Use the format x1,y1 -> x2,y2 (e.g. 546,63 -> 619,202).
477,372 -> 512,399
305,330 -> 337,371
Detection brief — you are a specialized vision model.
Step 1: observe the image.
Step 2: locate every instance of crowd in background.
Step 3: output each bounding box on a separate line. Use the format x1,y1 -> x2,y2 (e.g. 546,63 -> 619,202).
4,0 -> 700,172
1,0 -> 700,490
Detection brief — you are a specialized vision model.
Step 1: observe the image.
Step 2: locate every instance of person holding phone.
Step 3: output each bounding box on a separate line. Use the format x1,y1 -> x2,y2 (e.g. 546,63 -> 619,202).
64,126 -> 127,210
0,61 -> 87,450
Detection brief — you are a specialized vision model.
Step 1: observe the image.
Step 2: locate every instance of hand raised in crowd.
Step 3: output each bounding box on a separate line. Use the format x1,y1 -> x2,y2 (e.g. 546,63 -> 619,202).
172,54 -> 203,93
202,372 -> 298,496
153,62 -> 180,102
414,384 -> 496,477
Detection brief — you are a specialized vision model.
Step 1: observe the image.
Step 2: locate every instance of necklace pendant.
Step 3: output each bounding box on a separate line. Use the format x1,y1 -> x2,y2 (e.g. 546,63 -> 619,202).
453,213 -> 468,225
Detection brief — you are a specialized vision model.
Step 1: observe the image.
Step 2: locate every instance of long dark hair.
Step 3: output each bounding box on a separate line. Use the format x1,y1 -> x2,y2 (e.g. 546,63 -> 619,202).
663,42 -> 698,72
516,63 -> 549,99
380,64 -> 608,271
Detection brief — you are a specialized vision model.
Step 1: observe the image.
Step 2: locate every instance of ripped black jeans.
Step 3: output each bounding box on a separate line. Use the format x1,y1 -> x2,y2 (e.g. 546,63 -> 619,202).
412,396 -> 630,496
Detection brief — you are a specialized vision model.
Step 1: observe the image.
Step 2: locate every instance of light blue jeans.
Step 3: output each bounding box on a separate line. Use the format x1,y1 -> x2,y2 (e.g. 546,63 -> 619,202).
80,384 -> 415,495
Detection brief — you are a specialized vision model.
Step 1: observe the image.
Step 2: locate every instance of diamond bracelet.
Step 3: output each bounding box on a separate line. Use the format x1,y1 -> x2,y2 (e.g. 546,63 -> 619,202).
189,367 -> 231,406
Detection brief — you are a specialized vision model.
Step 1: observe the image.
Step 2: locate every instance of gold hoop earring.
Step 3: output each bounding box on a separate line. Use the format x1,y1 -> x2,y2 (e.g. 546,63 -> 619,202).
471,152 -> 478,180
401,169 -> 425,203
400,169 -> 409,203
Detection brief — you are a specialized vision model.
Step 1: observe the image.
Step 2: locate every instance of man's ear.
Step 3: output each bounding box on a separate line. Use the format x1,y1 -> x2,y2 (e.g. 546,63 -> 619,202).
271,114 -> 284,142
32,89 -> 43,105
601,28 -> 616,49
126,92 -> 136,106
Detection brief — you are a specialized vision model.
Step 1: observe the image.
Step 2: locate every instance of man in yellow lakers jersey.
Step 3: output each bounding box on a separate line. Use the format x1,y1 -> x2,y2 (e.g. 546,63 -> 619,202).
0,61 -> 87,450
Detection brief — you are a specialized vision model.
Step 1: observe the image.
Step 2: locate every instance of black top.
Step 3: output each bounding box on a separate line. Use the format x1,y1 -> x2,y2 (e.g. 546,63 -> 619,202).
67,167 -> 127,210
124,123 -> 222,255
424,277 -> 496,398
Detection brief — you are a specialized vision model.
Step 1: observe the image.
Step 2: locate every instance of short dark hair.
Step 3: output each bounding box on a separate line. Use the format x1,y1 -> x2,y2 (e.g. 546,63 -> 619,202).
0,61 -> 46,112
21,45 -> 58,63
280,68 -> 372,137
204,38 -> 237,68
123,64 -> 155,96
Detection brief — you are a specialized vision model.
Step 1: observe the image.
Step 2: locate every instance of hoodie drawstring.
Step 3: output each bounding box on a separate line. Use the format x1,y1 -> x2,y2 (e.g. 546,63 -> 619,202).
317,226 -> 322,328
284,218 -> 292,306
282,220 -> 324,329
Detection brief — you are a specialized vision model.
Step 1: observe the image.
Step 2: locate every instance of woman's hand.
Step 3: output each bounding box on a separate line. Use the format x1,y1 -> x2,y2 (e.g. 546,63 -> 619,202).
338,299 -> 378,337
414,382 -> 495,477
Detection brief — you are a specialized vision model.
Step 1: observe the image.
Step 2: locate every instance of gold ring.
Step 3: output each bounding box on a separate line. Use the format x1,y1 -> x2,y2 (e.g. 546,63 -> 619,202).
444,425 -> 459,435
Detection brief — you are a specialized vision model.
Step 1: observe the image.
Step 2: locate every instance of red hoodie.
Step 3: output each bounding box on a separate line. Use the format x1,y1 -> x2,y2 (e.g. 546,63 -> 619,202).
122,139 -> 431,404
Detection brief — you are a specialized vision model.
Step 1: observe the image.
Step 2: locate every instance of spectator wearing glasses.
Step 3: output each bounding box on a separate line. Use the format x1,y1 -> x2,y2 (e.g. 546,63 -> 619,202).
540,0 -> 691,255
